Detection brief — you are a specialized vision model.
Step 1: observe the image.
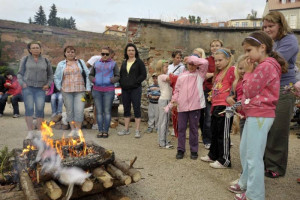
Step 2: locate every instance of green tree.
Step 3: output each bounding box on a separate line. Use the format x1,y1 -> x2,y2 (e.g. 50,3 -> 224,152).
34,6 -> 47,25
188,15 -> 192,24
28,17 -> 32,24
48,4 -> 58,26
196,16 -> 201,24
68,16 -> 77,30
249,9 -> 257,20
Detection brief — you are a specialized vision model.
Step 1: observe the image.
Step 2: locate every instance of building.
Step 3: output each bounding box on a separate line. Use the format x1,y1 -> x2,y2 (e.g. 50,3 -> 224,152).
264,0 -> 300,29
201,21 -> 229,27
171,17 -> 191,25
103,25 -> 126,37
228,18 -> 263,28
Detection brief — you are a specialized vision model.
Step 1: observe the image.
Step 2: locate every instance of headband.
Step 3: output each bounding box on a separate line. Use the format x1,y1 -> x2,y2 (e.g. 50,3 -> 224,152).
246,36 -> 262,45
217,49 -> 230,58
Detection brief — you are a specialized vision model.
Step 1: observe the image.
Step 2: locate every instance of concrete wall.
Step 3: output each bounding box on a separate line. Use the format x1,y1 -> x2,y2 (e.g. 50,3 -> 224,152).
127,18 -> 300,67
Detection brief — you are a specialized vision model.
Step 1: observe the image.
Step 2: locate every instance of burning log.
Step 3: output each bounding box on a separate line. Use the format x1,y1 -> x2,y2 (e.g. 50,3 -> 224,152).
19,170 -> 39,200
92,167 -> 113,188
113,158 -> 141,183
44,180 -> 62,200
81,178 -> 93,192
107,164 -> 132,186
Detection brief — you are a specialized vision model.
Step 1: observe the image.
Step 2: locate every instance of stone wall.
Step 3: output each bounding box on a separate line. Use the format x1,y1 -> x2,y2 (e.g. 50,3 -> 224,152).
0,20 -> 127,69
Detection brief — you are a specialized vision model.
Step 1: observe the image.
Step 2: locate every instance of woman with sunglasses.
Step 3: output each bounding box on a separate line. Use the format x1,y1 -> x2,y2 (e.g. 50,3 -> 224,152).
89,47 -> 120,138
118,43 -> 147,138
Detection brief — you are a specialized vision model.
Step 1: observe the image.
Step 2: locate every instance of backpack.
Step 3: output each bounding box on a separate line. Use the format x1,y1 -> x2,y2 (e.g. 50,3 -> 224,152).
20,56 -> 49,76
78,59 -> 87,88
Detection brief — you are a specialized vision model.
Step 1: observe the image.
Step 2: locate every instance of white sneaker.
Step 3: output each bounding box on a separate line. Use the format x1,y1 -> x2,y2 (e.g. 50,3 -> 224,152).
118,129 -> 130,136
135,130 -> 141,138
204,143 -> 211,150
209,161 -> 228,169
230,178 -> 240,186
170,130 -> 175,136
200,155 -> 214,162
92,124 -> 98,130
26,131 -> 34,140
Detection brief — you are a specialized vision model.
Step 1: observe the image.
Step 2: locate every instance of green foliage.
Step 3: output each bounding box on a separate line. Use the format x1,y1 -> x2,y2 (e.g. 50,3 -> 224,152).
34,5 -> 47,25
0,146 -> 13,177
249,9 -> 258,20
28,17 -> 32,24
188,15 -> 201,24
0,66 -> 10,75
48,4 -> 58,27
57,17 -> 77,30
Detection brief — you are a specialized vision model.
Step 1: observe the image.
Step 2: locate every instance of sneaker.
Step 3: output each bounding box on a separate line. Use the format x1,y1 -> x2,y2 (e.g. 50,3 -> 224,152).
209,161 -> 228,169
159,144 -> 174,149
171,129 -> 175,136
190,152 -> 198,160
234,192 -> 248,200
0,113 -> 3,117
26,131 -> 34,140
265,169 -> 280,178
51,113 -> 56,118
228,184 -> 246,194
13,114 -> 20,118
146,127 -> 153,133
135,130 -> 141,138
200,155 -> 214,162
204,143 -> 211,150
230,178 -> 240,186
118,129 -> 130,136
92,124 -> 98,130
176,150 -> 184,159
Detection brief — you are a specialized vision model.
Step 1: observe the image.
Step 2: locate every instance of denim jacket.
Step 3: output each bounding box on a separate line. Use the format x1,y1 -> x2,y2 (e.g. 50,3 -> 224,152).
54,59 -> 91,91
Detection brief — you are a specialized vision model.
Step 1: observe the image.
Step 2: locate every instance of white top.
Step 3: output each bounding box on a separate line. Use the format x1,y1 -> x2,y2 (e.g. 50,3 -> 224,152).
87,55 -> 102,66
158,74 -> 172,100
167,62 -> 185,75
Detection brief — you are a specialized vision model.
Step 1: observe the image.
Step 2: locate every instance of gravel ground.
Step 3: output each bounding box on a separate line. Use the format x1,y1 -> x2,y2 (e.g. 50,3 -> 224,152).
0,103 -> 299,200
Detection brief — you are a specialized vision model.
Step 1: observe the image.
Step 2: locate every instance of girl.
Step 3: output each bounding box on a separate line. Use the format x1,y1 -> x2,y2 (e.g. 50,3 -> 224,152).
192,48 -> 206,58
172,56 -> 208,159
229,31 -> 286,200
156,60 -> 173,148
200,48 -> 235,168
200,39 -> 223,150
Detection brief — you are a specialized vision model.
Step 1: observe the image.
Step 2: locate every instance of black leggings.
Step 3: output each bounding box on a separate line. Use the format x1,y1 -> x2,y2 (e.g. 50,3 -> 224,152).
122,87 -> 142,118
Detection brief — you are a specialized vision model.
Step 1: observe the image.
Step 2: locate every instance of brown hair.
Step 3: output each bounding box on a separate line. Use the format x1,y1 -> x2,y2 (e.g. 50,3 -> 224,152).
63,46 -> 76,58
262,11 -> 292,40
27,41 -> 41,54
210,39 -> 224,47
213,48 -> 234,83
242,31 -> 288,73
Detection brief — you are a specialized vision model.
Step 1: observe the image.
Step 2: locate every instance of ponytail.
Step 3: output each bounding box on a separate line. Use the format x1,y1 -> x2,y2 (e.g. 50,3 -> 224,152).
269,51 -> 288,73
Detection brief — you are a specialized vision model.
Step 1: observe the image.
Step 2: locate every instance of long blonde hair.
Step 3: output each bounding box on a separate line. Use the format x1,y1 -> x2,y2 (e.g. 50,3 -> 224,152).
213,48 -> 234,83
193,48 -> 206,58
155,59 -> 168,76
232,55 -> 247,92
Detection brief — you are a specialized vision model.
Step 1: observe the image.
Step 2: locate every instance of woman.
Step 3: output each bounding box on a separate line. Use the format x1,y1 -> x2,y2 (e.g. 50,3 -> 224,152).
54,46 -> 91,137
89,47 -> 120,138
118,43 -> 147,138
0,70 -> 23,118
262,11 -> 299,178
17,41 -> 53,139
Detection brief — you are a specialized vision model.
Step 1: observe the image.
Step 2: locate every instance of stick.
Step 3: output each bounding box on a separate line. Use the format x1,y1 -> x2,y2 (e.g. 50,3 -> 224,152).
92,167 -> 113,188
44,180 -> 62,200
81,178 -> 93,192
106,164 -> 132,186
114,158 -> 141,183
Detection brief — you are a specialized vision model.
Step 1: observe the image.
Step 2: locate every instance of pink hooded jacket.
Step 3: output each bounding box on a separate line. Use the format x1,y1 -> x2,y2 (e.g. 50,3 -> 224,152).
172,56 -> 208,112
242,57 -> 281,118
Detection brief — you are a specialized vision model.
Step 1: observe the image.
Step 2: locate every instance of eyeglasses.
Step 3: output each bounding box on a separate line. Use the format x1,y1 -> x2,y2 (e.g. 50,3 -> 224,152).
101,53 -> 110,56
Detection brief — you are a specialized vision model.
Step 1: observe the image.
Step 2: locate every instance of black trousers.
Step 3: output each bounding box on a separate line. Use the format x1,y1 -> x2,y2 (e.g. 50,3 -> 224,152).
122,86 -> 142,118
208,106 -> 233,167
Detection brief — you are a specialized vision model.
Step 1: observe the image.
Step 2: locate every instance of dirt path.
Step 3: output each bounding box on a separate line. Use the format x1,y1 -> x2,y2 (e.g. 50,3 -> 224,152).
0,104 -> 299,200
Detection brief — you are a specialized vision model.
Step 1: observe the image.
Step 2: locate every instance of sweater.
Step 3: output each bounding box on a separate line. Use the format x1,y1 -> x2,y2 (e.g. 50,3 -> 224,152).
147,83 -> 160,104
17,55 -> 53,88
119,58 -> 147,90
203,56 -> 215,91
172,58 -> 208,112
274,34 -> 299,86
242,57 -> 281,118
4,76 -> 22,96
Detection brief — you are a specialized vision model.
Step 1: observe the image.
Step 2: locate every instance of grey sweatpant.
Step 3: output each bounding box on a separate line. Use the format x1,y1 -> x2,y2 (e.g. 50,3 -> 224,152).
158,99 -> 170,147
148,102 -> 159,129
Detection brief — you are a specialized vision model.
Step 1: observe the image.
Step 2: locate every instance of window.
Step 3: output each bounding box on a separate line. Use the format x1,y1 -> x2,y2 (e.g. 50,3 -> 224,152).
253,21 -> 257,27
290,15 -> 297,29
282,0 -> 286,4
235,22 -> 239,27
242,22 -> 248,27
291,0 -> 295,3
219,23 -> 225,27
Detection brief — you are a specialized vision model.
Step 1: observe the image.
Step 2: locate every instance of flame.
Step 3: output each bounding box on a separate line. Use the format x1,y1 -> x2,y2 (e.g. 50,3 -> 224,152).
21,121 -> 95,159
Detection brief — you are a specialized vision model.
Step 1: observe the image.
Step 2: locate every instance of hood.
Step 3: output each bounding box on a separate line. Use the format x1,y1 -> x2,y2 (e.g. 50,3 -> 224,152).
263,57 -> 281,77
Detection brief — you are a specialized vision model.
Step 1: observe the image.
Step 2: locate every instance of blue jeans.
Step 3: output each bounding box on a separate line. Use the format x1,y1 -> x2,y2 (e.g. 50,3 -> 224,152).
62,92 -> 85,122
0,93 -> 23,115
92,90 -> 115,133
22,87 -> 46,118
238,117 -> 274,200
51,92 -> 63,115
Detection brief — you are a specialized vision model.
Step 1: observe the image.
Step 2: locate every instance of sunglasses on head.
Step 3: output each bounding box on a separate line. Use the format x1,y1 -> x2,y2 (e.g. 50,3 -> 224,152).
101,53 -> 110,56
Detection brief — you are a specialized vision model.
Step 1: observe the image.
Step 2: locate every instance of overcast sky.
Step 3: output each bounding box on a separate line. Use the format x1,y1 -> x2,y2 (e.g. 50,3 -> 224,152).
0,0 -> 266,33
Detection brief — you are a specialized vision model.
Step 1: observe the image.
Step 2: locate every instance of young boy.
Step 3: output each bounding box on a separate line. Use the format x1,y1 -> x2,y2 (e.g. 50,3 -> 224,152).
147,73 -> 160,133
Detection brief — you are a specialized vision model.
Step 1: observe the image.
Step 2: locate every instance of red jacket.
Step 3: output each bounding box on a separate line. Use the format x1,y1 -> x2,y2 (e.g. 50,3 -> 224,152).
4,76 -> 22,96
203,56 -> 215,91
242,57 -> 281,118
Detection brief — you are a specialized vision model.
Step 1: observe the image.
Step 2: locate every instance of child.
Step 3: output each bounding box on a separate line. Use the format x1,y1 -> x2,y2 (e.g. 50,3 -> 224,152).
157,60 -> 173,148
50,82 -> 63,118
229,31 -> 286,200
200,48 -> 235,168
192,48 -> 206,58
146,73 -> 160,133
172,56 -> 208,159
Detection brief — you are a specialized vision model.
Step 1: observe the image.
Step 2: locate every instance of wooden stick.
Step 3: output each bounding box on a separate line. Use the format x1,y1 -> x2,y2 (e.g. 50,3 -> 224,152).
103,188 -> 130,200
92,167 -> 113,188
129,156 -> 137,168
114,158 -> 141,183
81,178 -> 93,192
44,180 -> 62,200
19,170 -> 39,200
106,164 -> 132,185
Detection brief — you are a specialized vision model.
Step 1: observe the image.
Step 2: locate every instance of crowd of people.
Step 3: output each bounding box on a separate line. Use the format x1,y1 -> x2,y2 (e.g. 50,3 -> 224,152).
0,11 -> 299,200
